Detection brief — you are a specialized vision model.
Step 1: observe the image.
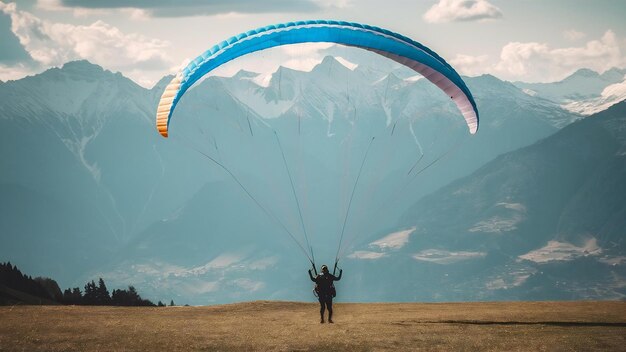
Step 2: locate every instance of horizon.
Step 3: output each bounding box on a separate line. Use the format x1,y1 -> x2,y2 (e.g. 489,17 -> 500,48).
3,56 -> 624,90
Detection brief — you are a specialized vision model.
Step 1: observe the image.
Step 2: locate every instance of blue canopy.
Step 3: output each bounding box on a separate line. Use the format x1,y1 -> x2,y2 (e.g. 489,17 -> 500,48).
157,20 -> 479,137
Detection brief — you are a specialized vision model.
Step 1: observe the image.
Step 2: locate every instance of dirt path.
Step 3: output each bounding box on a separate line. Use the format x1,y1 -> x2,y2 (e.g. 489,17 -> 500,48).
1,301 -> 625,351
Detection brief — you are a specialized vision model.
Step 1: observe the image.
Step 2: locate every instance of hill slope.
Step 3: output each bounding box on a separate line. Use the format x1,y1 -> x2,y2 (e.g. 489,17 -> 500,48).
344,101 -> 626,302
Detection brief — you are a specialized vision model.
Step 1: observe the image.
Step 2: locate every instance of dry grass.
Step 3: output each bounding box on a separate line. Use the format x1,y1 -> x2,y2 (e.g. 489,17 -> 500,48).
0,301 -> 625,351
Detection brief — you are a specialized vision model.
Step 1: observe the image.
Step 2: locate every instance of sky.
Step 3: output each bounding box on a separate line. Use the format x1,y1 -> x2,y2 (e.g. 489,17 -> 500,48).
0,0 -> 625,87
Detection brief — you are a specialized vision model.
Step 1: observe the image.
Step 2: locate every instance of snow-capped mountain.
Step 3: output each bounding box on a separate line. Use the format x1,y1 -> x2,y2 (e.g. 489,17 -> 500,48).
563,79 -> 626,115
0,61 -> 216,283
0,55 -> 608,304
515,67 -> 626,116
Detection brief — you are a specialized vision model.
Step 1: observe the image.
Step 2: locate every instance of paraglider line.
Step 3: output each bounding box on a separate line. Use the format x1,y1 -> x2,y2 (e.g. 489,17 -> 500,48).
407,154 -> 425,175
246,108 -> 254,137
337,134 -> 468,261
274,131 -> 315,261
335,136 -> 375,264
311,245 -> 317,274
179,139 -> 313,263
406,118 -> 455,176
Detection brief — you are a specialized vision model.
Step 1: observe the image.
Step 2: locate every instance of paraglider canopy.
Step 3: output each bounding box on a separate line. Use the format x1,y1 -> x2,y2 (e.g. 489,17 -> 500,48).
156,20 -> 479,137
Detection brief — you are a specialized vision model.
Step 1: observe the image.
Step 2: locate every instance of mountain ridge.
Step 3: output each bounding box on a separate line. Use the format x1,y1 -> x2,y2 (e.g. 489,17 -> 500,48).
0,57 -> 620,304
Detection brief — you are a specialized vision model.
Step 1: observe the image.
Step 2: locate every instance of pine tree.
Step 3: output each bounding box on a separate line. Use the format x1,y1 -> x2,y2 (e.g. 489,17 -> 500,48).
97,278 -> 111,305
83,280 -> 98,305
0,262 -> 53,300
170,300 -> 175,306
72,287 -> 82,305
63,288 -> 72,304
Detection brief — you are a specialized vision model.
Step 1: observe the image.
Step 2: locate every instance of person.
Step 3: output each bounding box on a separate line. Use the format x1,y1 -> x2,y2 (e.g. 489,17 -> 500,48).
308,264 -> 342,323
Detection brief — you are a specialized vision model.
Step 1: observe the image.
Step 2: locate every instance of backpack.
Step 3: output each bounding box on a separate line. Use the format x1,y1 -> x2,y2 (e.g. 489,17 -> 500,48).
313,283 -> 336,298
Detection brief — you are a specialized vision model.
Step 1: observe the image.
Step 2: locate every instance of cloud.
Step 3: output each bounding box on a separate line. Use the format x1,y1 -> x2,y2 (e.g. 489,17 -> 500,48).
423,0 -> 502,24
563,29 -> 586,42
313,0 -> 352,8
52,0 -> 320,17
0,1 -> 172,85
518,238 -> 602,264
494,30 -> 625,82
0,62 -> 40,81
0,10 -> 32,64
453,30 -> 626,82
369,227 -> 415,250
412,249 -> 486,264
449,54 -> 489,77
38,0 -> 153,19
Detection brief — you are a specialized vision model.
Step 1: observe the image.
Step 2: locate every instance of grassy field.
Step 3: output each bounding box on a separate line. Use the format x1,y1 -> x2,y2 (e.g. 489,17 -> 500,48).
1,301 -> 625,351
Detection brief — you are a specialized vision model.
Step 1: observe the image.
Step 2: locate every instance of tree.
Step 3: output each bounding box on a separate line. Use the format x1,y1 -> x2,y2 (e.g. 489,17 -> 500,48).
110,286 -> 155,306
96,278 -> 111,305
71,287 -> 82,304
62,287 -> 82,305
83,280 -> 98,305
35,277 -> 63,302
0,262 -> 54,301
170,300 -> 175,306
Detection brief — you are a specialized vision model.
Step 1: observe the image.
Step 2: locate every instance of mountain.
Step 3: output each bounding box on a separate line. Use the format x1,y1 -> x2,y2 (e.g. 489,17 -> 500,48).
0,61 -> 216,283
515,67 -> 626,115
217,57 -> 577,216
92,57 -> 584,304
0,55 -> 587,304
344,102 -> 626,301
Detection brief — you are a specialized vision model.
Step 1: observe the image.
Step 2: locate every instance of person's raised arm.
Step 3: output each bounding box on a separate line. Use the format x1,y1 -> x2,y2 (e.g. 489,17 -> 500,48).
334,269 -> 343,281
308,269 -> 316,282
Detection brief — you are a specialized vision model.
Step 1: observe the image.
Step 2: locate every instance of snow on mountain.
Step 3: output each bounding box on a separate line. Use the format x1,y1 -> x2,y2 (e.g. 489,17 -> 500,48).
563,77 -> 626,115
515,67 -> 626,116
518,238 -> 602,263
369,227 -> 415,250
412,249 -> 487,265
347,251 -> 387,260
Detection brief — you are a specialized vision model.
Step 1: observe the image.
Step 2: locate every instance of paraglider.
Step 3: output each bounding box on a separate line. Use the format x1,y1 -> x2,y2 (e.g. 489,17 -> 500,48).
157,20 -> 478,138
155,20 -> 479,285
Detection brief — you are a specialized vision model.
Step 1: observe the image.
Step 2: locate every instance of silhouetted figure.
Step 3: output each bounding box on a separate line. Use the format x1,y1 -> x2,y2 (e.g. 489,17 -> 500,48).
308,264 -> 342,323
